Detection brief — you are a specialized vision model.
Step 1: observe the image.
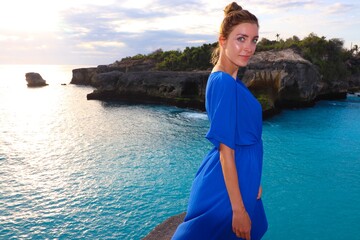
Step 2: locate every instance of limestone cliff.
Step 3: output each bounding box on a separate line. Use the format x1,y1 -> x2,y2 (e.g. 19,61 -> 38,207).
70,49 -> 359,118
70,67 -> 97,86
243,49 -> 320,108
348,73 -> 360,93
86,70 -> 208,110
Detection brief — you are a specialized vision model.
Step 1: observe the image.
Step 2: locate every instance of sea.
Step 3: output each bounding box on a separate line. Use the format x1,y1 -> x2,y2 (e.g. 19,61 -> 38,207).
0,65 -> 359,240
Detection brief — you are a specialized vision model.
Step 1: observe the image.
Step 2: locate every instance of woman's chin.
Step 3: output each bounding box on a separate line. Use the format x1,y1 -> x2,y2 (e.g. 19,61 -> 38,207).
236,61 -> 249,67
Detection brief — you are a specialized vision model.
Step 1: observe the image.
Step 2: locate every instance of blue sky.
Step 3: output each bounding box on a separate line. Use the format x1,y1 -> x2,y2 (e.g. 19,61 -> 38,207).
1,0 -> 359,65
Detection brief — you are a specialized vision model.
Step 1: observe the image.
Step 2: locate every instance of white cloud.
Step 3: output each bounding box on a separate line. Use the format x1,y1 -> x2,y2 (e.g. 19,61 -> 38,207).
77,41 -> 125,49
325,2 -> 355,14
0,0 -> 61,33
1,0 -> 359,64
0,35 -> 20,41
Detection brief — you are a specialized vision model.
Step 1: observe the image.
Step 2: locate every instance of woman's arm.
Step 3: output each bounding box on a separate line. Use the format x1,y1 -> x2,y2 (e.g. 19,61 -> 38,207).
219,143 -> 251,240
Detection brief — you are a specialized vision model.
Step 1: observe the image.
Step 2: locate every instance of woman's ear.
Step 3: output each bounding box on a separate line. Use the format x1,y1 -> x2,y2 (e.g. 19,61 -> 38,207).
219,35 -> 227,48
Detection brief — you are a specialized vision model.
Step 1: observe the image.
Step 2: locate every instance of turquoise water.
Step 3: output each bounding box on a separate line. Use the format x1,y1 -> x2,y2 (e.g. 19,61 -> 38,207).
0,65 -> 359,239
262,96 -> 360,239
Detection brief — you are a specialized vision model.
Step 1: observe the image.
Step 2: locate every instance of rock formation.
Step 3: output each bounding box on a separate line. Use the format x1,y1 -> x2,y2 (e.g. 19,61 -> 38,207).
348,73 -> 360,93
25,72 -> 48,87
243,49 -> 320,108
70,67 -> 97,86
142,212 -> 185,240
70,49 -> 360,118
86,70 -> 209,110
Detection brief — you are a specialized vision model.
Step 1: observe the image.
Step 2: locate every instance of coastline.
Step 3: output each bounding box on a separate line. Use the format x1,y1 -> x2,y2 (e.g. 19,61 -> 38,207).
68,49 -> 360,235
70,49 -> 360,119
1,65 -> 359,239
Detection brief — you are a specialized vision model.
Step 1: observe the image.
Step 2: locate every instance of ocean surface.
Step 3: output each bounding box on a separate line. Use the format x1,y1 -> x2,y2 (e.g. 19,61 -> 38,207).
0,65 -> 359,240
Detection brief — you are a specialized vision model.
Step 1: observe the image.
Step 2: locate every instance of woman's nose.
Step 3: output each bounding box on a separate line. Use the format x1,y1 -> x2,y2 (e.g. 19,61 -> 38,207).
243,42 -> 253,54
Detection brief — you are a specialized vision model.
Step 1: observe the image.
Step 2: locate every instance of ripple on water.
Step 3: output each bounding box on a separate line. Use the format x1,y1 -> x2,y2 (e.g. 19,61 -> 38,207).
0,71 -> 359,239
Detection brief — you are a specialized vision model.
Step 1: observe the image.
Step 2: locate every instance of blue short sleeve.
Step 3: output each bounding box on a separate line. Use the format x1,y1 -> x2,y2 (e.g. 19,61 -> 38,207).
205,72 -> 237,149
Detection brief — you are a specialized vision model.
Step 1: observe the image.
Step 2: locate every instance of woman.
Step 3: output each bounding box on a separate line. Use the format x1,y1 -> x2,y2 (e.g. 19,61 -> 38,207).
172,2 -> 267,240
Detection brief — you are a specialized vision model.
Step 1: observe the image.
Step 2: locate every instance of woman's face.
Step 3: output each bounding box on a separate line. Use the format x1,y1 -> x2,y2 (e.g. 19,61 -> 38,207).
221,22 -> 259,67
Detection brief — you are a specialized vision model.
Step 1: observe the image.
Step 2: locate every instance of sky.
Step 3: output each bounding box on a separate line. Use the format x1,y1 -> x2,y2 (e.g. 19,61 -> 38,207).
0,0 -> 359,65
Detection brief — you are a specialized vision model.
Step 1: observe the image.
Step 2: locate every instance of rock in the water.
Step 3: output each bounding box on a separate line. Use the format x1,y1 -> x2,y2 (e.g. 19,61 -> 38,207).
143,212 -> 185,240
25,72 -> 48,87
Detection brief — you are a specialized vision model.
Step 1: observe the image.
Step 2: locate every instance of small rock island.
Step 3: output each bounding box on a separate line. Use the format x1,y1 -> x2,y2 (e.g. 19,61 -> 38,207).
25,72 -> 48,87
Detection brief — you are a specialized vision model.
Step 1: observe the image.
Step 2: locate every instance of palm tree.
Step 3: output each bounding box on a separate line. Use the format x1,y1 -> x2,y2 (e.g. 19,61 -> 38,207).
354,44 -> 358,54
276,33 -> 280,41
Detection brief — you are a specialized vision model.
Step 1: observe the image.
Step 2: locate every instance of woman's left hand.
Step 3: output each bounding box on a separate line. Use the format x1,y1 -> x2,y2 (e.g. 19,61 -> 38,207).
257,185 -> 262,200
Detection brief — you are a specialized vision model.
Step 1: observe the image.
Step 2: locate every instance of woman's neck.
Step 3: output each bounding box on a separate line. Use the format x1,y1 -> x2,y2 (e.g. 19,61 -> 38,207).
212,55 -> 239,79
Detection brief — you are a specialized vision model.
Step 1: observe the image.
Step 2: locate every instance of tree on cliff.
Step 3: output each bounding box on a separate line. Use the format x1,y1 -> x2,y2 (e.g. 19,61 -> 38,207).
120,33 -> 356,82
153,43 -> 215,71
276,33 -> 280,41
353,44 -> 359,55
256,33 -> 353,83
300,34 -> 350,83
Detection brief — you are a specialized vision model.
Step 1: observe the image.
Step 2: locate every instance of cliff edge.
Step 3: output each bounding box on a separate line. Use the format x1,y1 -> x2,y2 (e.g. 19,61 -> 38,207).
70,49 -> 360,118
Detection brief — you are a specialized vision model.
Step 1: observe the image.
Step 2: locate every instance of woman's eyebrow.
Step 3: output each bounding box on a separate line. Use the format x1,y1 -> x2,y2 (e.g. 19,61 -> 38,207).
236,33 -> 249,37
236,33 -> 259,38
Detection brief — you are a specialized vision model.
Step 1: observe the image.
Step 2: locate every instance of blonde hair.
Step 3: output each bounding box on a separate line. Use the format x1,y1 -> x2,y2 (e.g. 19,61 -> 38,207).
211,2 -> 259,65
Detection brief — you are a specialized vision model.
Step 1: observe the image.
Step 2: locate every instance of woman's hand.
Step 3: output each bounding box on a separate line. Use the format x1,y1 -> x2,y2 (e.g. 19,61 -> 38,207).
232,208 -> 252,239
257,185 -> 262,200
219,143 -> 253,239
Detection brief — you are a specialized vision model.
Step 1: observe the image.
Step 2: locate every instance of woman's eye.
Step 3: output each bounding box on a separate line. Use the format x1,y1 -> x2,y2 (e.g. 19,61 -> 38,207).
237,37 -> 245,42
253,39 -> 258,44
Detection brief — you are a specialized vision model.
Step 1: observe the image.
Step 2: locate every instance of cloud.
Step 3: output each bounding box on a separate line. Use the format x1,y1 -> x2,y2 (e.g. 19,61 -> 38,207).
1,0 -> 359,64
59,2 -> 218,63
77,41 -> 125,50
152,0 -> 203,11
275,0 -> 315,9
120,30 -> 214,54
54,0 -> 360,64
246,0 -> 316,13
325,2 -> 356,14
0,32 -> 67,64
0,35 -> 20,41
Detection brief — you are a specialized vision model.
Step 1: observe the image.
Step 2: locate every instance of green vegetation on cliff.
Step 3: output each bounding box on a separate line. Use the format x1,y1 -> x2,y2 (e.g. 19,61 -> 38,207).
122,33 -> 359,83
123,43 -> 216,71
256,33 -> 359,83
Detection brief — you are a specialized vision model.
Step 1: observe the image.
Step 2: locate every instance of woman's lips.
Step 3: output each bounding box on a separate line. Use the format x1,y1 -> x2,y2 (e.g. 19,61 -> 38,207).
239,55 -> 251,61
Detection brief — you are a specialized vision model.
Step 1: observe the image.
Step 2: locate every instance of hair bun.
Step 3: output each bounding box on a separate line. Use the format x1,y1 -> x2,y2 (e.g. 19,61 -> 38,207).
224,2 -> 243,16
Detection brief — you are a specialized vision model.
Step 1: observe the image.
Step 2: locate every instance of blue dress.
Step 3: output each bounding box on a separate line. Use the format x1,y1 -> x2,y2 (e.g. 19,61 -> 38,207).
172,72 -> 268,240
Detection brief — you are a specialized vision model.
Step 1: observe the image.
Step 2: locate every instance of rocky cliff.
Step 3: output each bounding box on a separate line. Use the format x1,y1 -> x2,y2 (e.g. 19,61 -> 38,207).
70,67 -> 97,86
70,49 -> 360,117
348,73 -> 360,93
86,70 -> 208,110
243,49 -> 320,108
